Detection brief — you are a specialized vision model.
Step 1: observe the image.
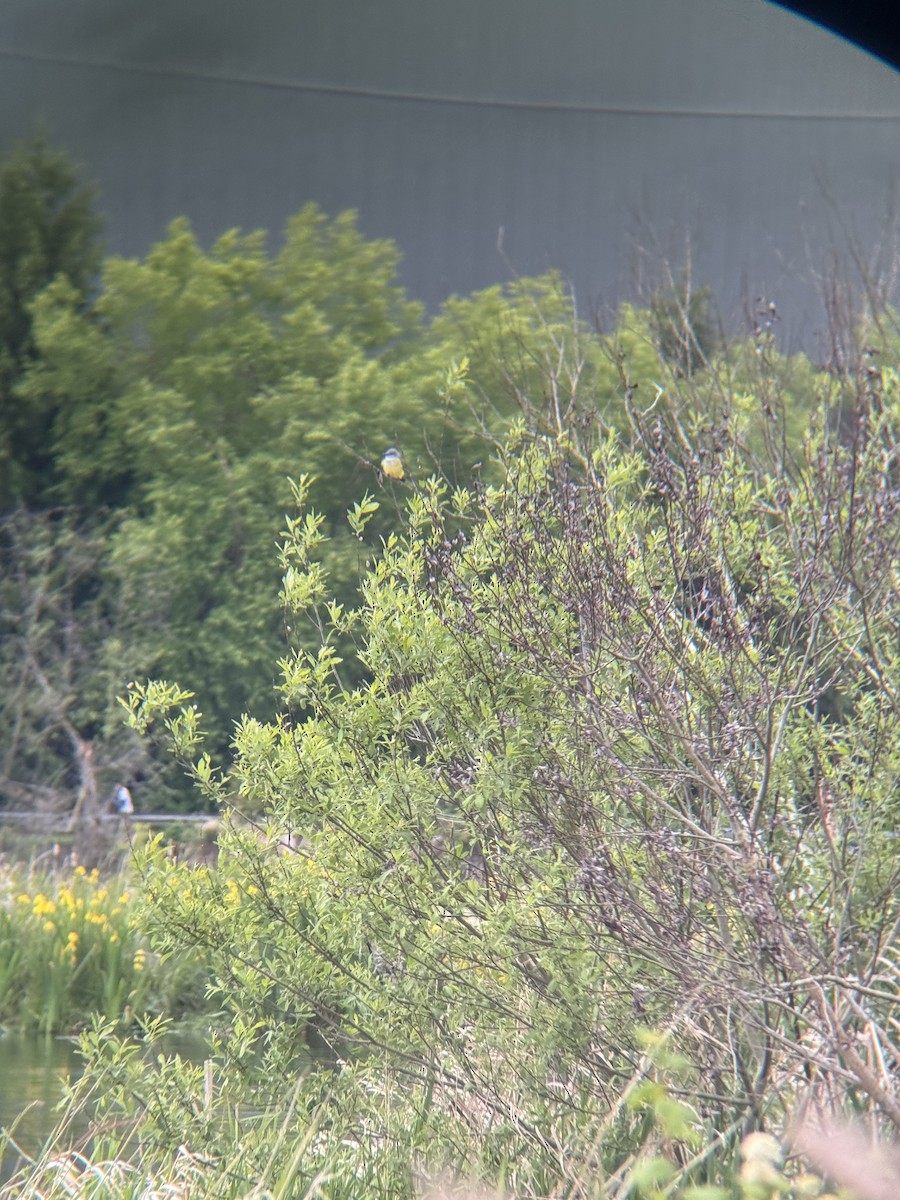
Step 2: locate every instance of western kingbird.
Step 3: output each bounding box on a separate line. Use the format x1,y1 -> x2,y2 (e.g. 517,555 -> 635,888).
381,447 -> 405,480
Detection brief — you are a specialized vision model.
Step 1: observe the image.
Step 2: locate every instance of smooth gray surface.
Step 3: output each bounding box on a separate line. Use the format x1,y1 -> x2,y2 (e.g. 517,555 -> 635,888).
0,1 -> 898,350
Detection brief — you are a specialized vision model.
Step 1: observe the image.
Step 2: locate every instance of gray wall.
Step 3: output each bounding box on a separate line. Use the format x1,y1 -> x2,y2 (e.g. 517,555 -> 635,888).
1,0 -> 898,351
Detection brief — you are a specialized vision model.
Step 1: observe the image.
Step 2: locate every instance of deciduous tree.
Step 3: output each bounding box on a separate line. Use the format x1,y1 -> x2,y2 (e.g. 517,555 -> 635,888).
0,136 -> 101,508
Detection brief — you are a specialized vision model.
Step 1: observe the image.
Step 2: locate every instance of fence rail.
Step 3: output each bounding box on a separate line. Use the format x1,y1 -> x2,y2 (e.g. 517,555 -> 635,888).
0,811 -> 213,824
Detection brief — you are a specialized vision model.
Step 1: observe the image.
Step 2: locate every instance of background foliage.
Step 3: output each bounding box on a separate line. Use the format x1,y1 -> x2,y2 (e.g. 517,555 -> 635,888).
1,138 -> 853,821
1,136 -> 898,1200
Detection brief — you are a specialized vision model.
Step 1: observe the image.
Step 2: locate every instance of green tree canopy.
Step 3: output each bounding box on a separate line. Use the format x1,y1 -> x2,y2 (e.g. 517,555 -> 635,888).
2,150 -> 858,818
0,135 -> 102,508
23,212 -> 651,769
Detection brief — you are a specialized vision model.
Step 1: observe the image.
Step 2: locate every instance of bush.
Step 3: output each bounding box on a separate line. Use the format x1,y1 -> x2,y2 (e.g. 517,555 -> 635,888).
85,336 -> 900,1197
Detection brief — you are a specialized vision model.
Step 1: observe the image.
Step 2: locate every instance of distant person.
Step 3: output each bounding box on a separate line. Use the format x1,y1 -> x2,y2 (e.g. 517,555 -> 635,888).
113,783 -> 134,815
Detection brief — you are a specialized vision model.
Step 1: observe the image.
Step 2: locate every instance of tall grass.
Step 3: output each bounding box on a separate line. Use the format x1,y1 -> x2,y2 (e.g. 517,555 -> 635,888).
0,1082 -> 857,1200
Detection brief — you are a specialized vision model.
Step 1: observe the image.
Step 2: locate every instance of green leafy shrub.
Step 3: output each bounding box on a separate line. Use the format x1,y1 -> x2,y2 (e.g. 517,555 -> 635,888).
79,345 -> 900,1196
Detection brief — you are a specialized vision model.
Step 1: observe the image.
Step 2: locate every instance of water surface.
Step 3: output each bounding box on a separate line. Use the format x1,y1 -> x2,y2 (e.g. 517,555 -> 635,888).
0,1030 -> 208,1186
0,1033 -> 83,1184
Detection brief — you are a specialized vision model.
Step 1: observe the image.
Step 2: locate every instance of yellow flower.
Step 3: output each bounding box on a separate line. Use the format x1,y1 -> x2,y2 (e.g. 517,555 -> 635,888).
16,894 -> 30,905
133,949 -> 147,972
43,920 -> 55,933
74,865 -> 87,876
118,893 -> 130,905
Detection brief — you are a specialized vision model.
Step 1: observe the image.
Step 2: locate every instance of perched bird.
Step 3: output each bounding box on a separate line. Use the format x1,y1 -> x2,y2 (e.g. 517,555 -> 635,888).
380,447 -> 405,480
114,783 -> 134,815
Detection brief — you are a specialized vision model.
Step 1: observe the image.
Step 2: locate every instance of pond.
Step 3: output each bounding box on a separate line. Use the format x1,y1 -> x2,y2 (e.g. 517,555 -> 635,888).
0,1030 -> 209,1186
0,1033 -> 83,1185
